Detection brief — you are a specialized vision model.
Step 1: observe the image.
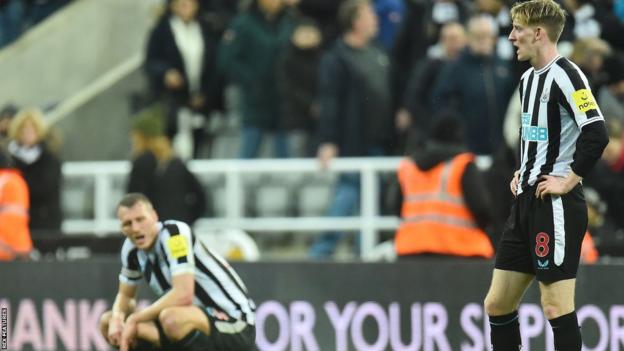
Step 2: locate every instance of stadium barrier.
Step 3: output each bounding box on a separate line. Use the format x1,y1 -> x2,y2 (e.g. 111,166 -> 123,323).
62,158 -> 403,260
1,259 -> 624,351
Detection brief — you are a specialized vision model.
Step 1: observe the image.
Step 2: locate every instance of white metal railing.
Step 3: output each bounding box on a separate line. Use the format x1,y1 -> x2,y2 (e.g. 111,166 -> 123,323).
62,157 -> 403,260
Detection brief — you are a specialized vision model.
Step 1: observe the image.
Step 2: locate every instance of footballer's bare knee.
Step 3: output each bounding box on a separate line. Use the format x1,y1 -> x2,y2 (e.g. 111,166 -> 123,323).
541,298 -> 574,320
159,307 -> 192,341
98,311 -> 112,338
484,294 -> 516,316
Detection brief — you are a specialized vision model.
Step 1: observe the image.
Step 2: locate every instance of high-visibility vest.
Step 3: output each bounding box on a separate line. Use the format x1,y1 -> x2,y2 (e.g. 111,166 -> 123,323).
0,169 -> 31,260
581,231 -> 599,264
395,153 -> 494,258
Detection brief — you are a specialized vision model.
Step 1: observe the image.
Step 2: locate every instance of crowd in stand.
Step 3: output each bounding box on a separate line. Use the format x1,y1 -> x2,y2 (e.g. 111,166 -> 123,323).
0,0 -> 72,48
1,0 -> 623,260
139,0 -> 624,258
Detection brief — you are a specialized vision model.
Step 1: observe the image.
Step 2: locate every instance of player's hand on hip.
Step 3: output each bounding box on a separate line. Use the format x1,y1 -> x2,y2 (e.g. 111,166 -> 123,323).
535,175 -> 573,199
119,315 -> 139,351
510,170 -> 520,197
107,315 -> 124,347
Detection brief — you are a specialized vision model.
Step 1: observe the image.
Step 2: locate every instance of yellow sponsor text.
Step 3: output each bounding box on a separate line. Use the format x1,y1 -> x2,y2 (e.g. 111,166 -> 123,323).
572,89 -> 597,113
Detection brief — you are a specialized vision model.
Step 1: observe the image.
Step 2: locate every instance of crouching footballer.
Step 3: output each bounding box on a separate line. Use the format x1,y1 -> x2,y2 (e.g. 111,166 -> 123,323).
99,193 -> 256,351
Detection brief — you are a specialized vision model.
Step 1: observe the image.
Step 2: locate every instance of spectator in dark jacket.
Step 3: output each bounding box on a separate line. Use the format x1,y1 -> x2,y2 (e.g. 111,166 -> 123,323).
198,0 -> 240,37
395,21 -> 466,152
8,108 -> 61,236
316,0 -> 392,164
145,0 -> 220,159
392,0 -> 470,98
430,14 -> 515,159
597,52 -> 624,123
310,0 -> 392,259
219,0 -> 296,158
585,118 -> 624,230
127,106 -> 207,225
276,19 -> 323,157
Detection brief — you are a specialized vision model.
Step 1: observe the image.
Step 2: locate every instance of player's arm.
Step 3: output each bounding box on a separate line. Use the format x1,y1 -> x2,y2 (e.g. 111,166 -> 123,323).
127,225 -> 196,325
536,122 -> 608,198
535,122 -> 607,199
127,273 -> 194,324
108,282 -> 138,346
112,282 -> 138,318
570,121 -> 609,179
119,273 -> 194,351
536,68 -> 609,199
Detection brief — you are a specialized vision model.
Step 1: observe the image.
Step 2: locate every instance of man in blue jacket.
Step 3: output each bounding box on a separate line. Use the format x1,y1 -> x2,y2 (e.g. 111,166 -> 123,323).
430,14 -> 515,158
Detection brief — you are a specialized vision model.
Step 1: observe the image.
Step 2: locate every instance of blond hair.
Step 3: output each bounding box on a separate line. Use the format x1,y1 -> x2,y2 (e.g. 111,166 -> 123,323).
510,0 -> 567,43
8,108 -> 47,141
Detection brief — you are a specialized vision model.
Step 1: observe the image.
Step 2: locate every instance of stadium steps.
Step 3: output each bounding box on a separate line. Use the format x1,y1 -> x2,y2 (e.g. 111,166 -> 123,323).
0,0 -> 162,161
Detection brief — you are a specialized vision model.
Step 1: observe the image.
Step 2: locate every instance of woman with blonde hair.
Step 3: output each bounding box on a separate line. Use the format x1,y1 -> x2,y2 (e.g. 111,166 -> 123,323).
8,108 -> 62,235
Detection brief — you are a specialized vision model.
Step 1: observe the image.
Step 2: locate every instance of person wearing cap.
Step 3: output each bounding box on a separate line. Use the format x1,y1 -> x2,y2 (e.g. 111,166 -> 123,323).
394,113 -> 495,259
0,145 -> 32,261
127,107 -> 207,225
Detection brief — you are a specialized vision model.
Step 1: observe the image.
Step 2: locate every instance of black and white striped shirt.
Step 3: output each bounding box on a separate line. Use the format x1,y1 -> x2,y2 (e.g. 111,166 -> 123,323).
516,55 -> 604,194
119,220 -> 256,324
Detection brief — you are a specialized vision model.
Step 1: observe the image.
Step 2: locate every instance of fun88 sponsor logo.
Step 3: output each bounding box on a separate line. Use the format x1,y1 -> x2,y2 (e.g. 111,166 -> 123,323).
522,113 -> 531,126
522,126 -> 548,141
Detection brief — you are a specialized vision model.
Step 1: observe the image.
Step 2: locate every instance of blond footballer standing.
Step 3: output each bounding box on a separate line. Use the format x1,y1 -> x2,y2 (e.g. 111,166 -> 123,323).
483,0 -> 609,350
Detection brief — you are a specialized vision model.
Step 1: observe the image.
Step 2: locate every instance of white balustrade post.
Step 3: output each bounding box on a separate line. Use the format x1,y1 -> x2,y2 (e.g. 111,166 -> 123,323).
360,166 -> 378,260
94,173 -> 112,235
225,163 -> 244,228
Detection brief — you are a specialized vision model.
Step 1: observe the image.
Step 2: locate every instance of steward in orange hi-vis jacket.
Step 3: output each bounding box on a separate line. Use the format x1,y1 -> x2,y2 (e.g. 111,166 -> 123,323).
0,149 -> 31,260
395,152 -> 494,258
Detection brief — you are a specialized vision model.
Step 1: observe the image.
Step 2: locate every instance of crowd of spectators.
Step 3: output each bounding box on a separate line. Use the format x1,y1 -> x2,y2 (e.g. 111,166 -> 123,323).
0,0 -> 72,48
141,0 -> 624,258
1,0 -> 623,260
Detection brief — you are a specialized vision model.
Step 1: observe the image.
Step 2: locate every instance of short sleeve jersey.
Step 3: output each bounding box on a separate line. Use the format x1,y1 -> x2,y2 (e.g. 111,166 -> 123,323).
516,56 -> 604,193
119,220 -> 256,323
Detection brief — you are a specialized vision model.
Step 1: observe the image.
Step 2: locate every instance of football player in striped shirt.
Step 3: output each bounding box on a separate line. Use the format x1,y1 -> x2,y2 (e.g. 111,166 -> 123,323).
482,0 -> 609,350
99,193 -> 256,351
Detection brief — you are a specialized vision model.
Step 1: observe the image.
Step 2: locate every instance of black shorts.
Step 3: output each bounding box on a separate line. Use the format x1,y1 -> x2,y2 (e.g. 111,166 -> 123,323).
156,309 -> 256,351
202,310 -> 256,351
495,183 -> 588,282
